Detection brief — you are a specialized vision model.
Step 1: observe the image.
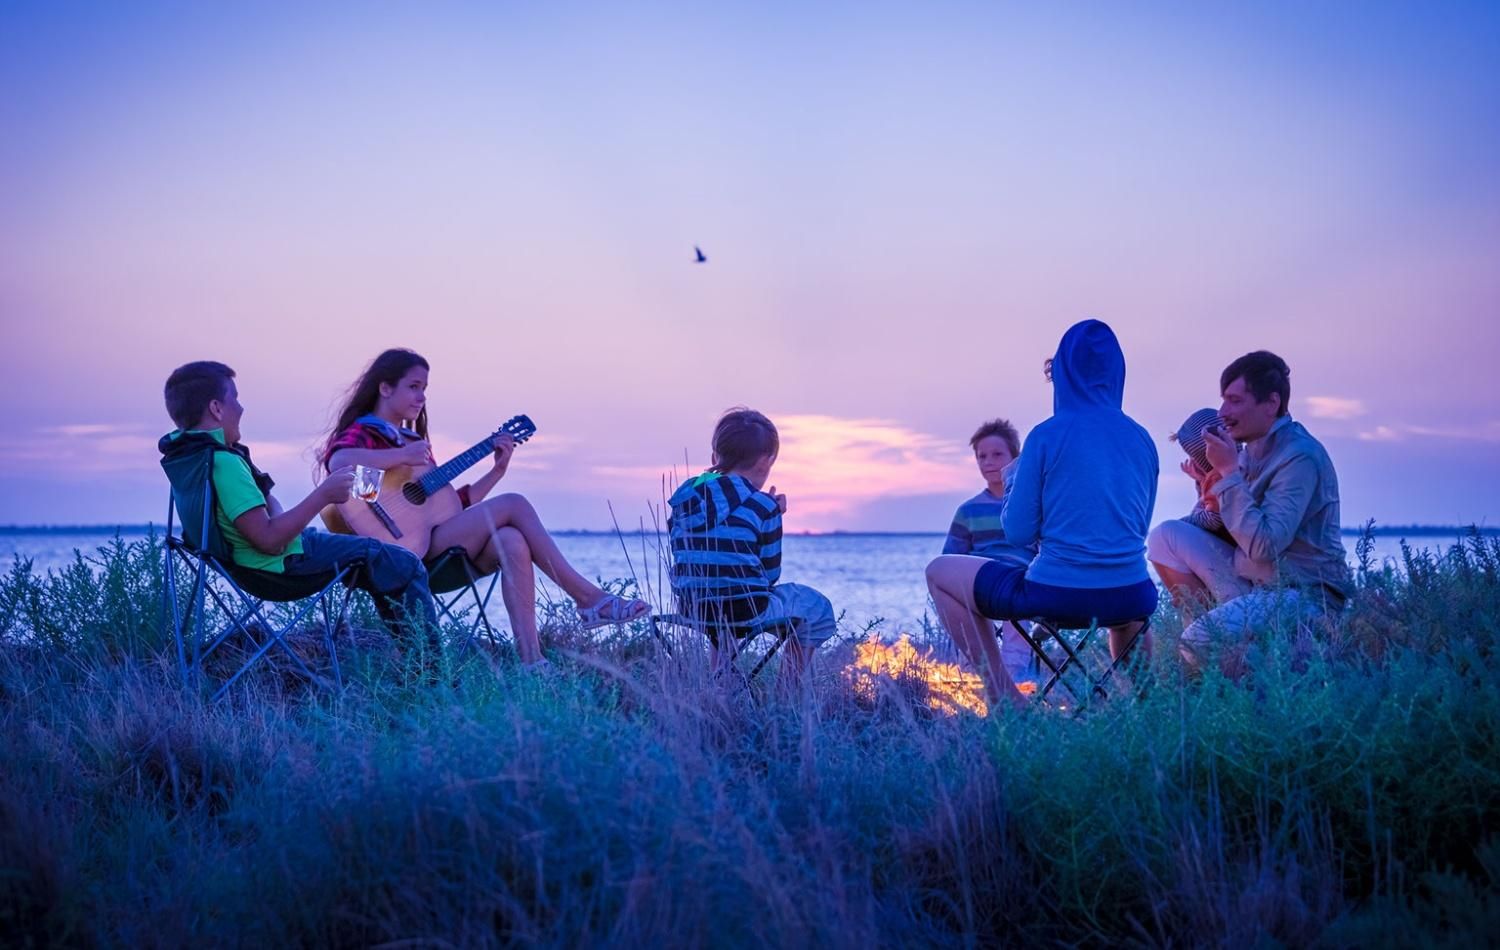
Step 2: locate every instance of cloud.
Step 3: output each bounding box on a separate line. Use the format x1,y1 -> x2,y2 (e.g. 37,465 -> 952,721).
1358,421 -> 1500,443
0,425 -> 320,486
768,415 -> 975,530
0,424 -> 159,476
40,423 -> 131,437
1304,396 -> 1366,420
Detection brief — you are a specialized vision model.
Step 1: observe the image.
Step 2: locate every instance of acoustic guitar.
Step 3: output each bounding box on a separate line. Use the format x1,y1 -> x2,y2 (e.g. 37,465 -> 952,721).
321,414 -> 536,558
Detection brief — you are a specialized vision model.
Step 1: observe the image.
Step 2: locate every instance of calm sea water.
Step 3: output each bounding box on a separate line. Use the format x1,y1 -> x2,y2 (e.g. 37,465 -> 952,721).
0,529 -> 1456,636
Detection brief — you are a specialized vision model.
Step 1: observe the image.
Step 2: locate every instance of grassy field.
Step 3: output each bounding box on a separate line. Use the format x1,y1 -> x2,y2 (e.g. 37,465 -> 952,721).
2,531 -> 1497,947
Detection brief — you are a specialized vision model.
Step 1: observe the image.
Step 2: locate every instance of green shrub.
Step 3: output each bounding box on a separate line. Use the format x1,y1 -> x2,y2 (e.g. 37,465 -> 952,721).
0,532 -> 1496,945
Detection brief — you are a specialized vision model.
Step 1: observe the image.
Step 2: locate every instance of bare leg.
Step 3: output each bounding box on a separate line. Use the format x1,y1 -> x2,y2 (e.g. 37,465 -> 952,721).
490,526 -> 544,664
1108,619 -> 1152,663
925,556 -> 1023,710
432,493 -> 611,608
1154,562 -> 1211,625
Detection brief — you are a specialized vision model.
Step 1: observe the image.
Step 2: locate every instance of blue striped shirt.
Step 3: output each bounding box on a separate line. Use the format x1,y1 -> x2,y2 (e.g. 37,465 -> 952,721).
668,472 -> 782,625
942,488 -> 1036,566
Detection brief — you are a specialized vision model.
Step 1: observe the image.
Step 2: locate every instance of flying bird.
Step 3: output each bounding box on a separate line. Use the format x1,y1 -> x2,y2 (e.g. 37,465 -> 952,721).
694,245 -> 707,264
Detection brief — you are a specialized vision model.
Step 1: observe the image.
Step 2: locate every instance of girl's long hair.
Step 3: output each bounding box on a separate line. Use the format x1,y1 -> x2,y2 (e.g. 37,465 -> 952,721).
322,349 -> 430,470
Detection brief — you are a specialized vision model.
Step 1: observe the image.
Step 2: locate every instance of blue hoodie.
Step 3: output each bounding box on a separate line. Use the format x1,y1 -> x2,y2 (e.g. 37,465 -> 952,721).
1003,320 -> 1158,588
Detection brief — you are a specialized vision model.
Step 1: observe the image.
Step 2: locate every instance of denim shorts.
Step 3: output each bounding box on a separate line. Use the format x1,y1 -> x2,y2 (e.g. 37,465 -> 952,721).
973,560 -> 1158,627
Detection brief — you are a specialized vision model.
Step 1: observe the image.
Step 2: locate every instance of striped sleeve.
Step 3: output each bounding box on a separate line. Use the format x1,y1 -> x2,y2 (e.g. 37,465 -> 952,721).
755,500 -> 783,587
942,512 -> 972,555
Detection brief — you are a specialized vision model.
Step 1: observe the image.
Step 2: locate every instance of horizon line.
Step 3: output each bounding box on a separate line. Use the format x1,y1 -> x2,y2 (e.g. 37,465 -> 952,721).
2,523 -> 1496,538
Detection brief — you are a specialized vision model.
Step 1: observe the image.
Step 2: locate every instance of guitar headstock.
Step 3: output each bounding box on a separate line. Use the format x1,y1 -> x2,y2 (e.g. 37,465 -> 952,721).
497,414 -> 537,445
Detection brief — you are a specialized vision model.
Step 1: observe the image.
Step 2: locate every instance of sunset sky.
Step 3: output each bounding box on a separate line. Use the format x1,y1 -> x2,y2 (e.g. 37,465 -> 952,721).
2,2 -> 1497,532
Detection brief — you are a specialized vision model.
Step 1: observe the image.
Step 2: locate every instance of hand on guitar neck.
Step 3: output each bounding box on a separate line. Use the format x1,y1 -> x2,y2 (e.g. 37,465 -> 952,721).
321,414 -> 537,558
490,432 -> 517,477
391,440 -> 434,468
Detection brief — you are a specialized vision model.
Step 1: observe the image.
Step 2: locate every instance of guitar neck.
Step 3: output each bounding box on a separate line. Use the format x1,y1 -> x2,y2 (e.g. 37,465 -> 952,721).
417,436 -> 496,495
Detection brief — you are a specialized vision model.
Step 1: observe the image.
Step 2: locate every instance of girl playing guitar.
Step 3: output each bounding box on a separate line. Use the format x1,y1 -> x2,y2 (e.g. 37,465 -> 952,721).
322,349 -> 649,667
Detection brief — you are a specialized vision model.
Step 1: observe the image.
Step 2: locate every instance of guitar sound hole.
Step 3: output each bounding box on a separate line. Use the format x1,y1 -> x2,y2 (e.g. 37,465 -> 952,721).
402,482 -> 427,505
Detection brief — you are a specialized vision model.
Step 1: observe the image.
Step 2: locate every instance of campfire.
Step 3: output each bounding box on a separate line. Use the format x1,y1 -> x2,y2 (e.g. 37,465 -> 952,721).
843,634 -> 1024,717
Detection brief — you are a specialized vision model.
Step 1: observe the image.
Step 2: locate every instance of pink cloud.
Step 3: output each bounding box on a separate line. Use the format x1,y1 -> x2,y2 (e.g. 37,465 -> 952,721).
769,415 -> 975,531
1304,396 -> 1366,420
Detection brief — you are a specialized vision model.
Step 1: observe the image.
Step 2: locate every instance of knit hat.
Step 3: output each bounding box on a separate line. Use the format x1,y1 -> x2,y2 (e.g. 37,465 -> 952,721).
1172,408 -> 1222,474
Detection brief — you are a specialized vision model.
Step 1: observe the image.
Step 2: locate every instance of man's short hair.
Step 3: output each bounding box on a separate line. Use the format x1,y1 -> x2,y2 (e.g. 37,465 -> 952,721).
969,418 -> 1021,457
164,361 -> 235,430
1220,351 -> 1290,417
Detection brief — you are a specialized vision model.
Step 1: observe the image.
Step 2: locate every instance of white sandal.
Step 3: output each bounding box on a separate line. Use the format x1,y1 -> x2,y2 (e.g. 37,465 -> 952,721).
577,594 -> 650,630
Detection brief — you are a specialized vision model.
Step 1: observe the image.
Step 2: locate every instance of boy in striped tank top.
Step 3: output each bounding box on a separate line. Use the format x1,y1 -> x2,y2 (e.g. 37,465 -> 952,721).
668,408 -> 836,685
941,419 -> 1038,681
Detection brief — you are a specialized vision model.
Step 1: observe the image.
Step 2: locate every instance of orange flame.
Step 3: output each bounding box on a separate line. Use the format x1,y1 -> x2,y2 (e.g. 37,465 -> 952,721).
843,634 -> 994,717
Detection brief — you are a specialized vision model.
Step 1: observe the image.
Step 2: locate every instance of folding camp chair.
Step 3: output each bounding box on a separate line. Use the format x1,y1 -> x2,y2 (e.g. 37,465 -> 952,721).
163,490 -> 360,702
1005,614 -> 1153,708
160,433 -> 369,701
425,546 -> 501,654
651,592 -> 798,686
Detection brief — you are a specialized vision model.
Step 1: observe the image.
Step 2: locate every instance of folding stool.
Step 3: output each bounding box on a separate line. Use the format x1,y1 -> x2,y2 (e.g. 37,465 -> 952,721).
1006,615 -> 1153,707
651,591 -> 797,685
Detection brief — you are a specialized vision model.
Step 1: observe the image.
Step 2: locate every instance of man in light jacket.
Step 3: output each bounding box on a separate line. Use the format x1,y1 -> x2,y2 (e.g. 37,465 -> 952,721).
1147,351 -> 1352,669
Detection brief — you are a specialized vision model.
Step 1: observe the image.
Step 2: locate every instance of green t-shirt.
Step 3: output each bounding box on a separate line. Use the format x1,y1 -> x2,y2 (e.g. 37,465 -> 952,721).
188,428 -> 304,573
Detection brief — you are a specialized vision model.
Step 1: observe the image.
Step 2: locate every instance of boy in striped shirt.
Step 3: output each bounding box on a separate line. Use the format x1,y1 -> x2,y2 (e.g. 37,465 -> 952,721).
669,408 -> 836,686
941,419 -> 1038,679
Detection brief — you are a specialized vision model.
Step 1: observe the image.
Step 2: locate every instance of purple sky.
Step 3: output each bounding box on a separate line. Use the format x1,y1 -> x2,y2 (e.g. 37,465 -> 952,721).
2,2 -> 1497,531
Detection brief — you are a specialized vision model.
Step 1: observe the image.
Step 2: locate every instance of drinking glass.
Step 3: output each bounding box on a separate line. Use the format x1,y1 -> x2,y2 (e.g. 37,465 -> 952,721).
351,465 -> 383,503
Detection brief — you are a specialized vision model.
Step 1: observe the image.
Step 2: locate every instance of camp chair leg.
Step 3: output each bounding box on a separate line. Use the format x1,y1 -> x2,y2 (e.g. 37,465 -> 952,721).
745,627 -> 792,682
189,558 -> 211,678
164,544 -> 211,679
436,570 -> 500,656
164,545 -> 205,685
164,540 -> 185,681
651,613 -> 798,688
1008,620 -> 1086,704
164,499 -> 193,684
202,562 -> 355,701
198,580 -> 264,662
1095,619 -> 1151,694
200,561 -> 339,679
1052,626 -> 1110,702
427,548 -> 503,661
211,590 -> 340,702
1009,617 -> 1154,709
319,586 -> 356,691
648,615 -> 677,658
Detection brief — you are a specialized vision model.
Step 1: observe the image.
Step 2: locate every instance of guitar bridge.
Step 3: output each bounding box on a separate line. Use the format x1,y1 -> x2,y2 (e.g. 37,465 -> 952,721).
367,501 -> 403,539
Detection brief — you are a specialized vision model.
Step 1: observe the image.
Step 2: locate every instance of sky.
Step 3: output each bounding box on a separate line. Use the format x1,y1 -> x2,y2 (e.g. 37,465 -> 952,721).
1,1 -> 1497,532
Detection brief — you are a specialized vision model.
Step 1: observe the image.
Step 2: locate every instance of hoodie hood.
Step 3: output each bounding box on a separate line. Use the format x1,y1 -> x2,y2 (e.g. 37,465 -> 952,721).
159,428 -> 275,497
159,427 -> 224,460
1051,319 -> 1127,413
669,471 -> 754,531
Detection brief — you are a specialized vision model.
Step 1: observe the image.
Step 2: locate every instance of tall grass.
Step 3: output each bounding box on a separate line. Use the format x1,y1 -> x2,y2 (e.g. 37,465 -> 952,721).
1,530 -> 1497,946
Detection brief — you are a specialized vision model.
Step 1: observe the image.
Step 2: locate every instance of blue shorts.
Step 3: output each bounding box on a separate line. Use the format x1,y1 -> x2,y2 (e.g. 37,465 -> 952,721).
973,560 -> 1158,627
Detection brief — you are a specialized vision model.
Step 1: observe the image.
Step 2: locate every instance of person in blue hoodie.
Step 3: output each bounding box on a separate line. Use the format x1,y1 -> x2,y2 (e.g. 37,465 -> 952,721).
926,320 -> 1159,710
668,408 -> 836,685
